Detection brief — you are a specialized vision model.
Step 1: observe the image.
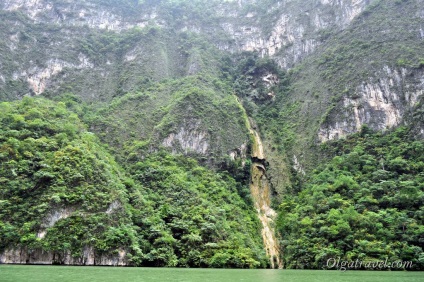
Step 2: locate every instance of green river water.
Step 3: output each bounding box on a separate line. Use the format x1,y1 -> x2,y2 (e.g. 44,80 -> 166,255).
0,265 -> 422,282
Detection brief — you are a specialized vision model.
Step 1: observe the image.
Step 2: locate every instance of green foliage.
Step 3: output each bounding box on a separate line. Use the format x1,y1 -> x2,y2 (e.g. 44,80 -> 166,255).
1,0 -> 423,270
0,97 -> 267,268
88,74 -> 250,168
230,52 -> 293,153
266,0 -> 424,173
277,127 -> 424,270
125,150 -> 267,268
316,0 -> 422,81
229,52 -> 297,197
0,97 -> 135,258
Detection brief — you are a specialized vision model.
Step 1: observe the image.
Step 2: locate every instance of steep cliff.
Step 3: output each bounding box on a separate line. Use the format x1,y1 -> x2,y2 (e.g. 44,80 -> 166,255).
0,0 -> 423,269
319,66 -> 424,142
0,98 -> 268,267
255,0 -> 424,174
0,0 -> 375,101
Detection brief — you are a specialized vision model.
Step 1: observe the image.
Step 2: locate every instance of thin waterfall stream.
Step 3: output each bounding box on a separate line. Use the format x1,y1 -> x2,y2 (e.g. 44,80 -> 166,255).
249,121 -> 282,269
234,95 -> 282,269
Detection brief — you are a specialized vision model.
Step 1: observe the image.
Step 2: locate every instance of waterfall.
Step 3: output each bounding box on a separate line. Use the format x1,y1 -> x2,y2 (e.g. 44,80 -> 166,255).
249,122 -> 282,269
234,95 -> 282,269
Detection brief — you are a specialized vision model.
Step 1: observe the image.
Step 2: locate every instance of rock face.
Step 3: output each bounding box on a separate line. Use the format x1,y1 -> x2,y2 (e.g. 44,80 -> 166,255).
0,0 -> 374,100
20,56 -> 93,95
0,247 -> 127,266
319,66 -> 424,141
1,0 -> 423,268
162,122 -> 209,155
0,199 -> 127,266
36,208 -> 75,239
229,0 -> 370,68
2,0 -> 419,147
1,0 -> 149,31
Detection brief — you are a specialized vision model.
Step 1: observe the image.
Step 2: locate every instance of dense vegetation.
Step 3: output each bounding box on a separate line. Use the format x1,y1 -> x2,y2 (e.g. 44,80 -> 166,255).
0,98 -> 267,268
0,98 -> 133,260
125,151 -> 266,267
271,0 -> 424,170
86,74 -> 250,168
0,0 -> 423,271
278,127 -> 424,269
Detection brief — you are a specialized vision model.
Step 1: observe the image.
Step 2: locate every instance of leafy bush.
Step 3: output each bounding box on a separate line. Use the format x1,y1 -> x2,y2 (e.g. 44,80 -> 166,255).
278,127 -> 424,270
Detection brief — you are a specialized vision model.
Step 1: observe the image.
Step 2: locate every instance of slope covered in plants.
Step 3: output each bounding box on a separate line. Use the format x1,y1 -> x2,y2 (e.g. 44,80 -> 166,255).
278,127 -> 424,269
0,97 -> 267,267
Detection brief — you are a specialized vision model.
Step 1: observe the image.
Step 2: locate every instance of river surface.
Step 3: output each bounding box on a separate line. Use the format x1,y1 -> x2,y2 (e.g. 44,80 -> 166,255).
1,265 -> 422,282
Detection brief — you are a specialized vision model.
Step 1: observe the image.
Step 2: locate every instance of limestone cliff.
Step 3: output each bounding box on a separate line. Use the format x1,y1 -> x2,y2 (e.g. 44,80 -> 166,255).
1,0 -> 423,268
1,247 -> 128,266
319,66 -> 424,141
0,0 -> 374,101
1,0 -> 422,180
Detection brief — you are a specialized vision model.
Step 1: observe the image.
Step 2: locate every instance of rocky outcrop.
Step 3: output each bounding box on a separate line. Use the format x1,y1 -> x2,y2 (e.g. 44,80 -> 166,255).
0,201 -> 127,266
319,66 -> 424,142
1,0 -> 372,70
223,0 -> 371,68
228,143 -> 248,161
0,0 -> 377,103
16,56 -> 93,95
162,121 -> 209,155
1,0 -> 152,31
0,247 -> 127,266
36,207 -> 75,239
